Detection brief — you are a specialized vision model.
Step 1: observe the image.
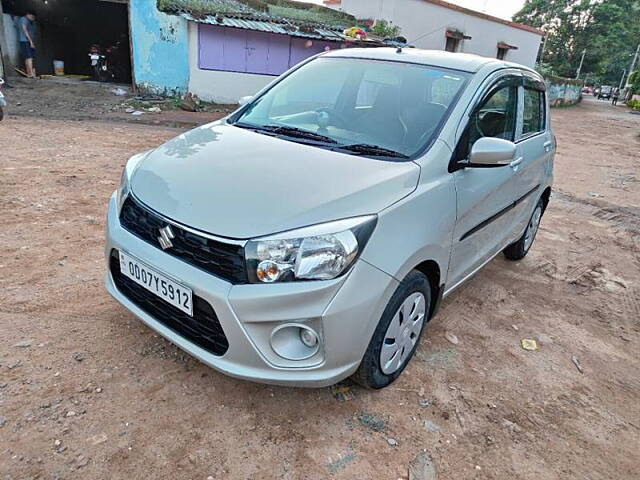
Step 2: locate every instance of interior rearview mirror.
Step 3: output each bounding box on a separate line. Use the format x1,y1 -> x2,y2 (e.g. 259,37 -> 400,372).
468,137 -> 516,167
238,95 -> 253,106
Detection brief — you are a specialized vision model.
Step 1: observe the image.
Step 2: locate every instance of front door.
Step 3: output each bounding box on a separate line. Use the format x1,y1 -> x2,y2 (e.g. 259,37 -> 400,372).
447,77 -> 521,289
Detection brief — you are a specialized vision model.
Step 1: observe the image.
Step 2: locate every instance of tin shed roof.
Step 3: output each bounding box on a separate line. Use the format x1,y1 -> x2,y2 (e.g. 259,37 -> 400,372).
158,0 -> 356,28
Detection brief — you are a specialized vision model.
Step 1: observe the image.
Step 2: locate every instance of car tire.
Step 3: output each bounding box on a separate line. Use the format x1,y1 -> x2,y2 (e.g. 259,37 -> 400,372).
504,198 -> 544,261
0,107 -> 3,122
352,270 -> 431,389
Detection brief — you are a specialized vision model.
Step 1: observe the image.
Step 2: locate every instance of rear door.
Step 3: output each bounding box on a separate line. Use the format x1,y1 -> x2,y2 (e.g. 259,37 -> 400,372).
447,74 -> 521,289
510,75 -> 553,238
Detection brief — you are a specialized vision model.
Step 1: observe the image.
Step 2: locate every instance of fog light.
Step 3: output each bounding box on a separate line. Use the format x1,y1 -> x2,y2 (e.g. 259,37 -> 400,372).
300,328 -> 318,348
270,323 -> 321,361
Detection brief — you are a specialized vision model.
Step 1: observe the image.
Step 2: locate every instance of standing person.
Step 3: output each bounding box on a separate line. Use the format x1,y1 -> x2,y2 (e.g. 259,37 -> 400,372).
611,88 -> 620,106
18,11 -> 37,78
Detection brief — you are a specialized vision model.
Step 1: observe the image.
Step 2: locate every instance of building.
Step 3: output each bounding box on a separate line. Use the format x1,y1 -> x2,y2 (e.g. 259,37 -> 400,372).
324,0 -> 544,67
0,0 -> 355,103
0,0 -> 543,103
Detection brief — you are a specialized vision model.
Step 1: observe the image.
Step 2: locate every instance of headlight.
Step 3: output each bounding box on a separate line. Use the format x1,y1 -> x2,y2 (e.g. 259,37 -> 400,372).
245,216 -> 377,283
116,151 -> 150,211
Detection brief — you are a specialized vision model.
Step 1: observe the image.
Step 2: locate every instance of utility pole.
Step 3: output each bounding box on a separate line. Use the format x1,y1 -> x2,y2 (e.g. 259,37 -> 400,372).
538,34 -> 548,65
618,69 -> 627,90
575,49 -> 586,80
625,43 -> 640,88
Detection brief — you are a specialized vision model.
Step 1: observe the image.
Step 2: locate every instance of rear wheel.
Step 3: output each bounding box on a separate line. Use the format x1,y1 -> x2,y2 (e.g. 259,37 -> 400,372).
0,107 -> 3,122
504,198 -> 543,260
353,270 -> 431,389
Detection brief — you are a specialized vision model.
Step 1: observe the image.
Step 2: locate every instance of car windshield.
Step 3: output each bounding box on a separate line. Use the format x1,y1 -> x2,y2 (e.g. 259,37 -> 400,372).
233,57 -> 470,159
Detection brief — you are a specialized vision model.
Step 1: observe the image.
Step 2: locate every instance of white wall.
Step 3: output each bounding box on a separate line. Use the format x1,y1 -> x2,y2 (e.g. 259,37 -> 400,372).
332,0 -> 542,67
188,22 -> 275,104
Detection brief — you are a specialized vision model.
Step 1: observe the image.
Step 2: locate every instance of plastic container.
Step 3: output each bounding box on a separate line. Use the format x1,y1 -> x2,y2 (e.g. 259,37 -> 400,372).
53,60 -> 64,76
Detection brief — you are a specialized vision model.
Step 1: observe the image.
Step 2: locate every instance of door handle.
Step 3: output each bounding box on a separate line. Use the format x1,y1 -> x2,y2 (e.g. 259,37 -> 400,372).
510,156 -> 523,169
543,140 -> 553,152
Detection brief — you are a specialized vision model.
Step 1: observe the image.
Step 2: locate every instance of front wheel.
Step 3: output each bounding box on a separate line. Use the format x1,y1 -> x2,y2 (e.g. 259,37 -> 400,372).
0,107 -> 3,121
504,198 -> 544,260
353,270 -> 431,389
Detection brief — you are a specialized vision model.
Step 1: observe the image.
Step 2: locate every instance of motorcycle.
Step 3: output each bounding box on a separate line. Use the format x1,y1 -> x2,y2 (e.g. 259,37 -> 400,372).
88,44 -> 111,82
0,78 -> 6,122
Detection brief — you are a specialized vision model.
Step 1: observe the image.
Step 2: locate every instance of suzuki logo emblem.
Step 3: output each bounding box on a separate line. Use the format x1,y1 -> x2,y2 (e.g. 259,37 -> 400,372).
158,225 -> 175,250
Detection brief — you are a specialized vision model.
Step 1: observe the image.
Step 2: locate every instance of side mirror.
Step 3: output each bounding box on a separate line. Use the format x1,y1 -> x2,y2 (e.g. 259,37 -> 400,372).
238,95 -> 253,106
468,137 -> 516,167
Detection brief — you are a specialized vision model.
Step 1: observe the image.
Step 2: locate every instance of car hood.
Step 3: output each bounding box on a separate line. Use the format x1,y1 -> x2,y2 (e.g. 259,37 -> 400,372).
131,122 -> 420,239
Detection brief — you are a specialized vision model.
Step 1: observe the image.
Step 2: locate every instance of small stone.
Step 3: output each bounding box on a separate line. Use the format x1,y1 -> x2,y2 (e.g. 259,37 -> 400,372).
444,332 -> 459,345
207,477 -> 214,480
387,438 -> 398,446
95,387 -> 102,393
76,455 -> 89,469
54,439 -> 62,447
89,433 -> 108,446
408,452 -> 437,480
66,411 -> 76,418
0,417 -> 6,428
73,352 -> 85,362
418,387 -> 425,397
14,340 -> 32,348
537,334 -> 553,345
511,324 -> 519,331
423,419 -> 441,432
419,399 -> 431,408
475,465 -> 482,470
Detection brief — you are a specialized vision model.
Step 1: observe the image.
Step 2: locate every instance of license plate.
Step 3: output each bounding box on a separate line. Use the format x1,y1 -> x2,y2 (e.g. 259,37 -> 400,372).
119,251 -> 193,316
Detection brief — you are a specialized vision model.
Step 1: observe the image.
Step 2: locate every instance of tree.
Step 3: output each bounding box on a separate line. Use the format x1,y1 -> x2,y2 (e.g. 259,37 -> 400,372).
514,0 -> 640,84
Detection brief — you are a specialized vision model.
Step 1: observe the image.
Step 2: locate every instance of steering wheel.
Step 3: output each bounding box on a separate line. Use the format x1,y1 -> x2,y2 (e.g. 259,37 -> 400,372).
475,110 -> 505,138
316,108 -> 349,129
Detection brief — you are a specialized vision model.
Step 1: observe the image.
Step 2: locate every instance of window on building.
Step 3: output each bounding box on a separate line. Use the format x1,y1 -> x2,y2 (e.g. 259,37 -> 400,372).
496,42 -> 517,61
522,88 -> 545,136
198,24 -> 339,76
445,36 -> 460,53
445,30 -> 470,53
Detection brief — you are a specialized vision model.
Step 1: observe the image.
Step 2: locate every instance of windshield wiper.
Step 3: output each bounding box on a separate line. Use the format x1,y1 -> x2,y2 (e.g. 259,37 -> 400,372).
335,143 -> 409,159
234,122 -> 337,144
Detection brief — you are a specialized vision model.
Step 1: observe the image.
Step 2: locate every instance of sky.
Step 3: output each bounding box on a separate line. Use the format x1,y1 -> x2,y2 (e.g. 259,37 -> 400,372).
299,0 -> 527,21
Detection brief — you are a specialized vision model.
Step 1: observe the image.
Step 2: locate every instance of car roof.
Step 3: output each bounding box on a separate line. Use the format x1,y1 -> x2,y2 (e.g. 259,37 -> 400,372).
321,47 -> 539,76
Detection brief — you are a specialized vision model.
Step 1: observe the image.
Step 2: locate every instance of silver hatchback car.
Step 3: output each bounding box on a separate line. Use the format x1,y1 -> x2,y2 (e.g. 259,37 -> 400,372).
105,48 -> 554,389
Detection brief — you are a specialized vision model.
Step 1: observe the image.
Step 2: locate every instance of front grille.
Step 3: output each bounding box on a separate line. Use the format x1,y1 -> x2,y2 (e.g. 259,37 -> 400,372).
119,196 -> 248,284
110,251 -> 229,356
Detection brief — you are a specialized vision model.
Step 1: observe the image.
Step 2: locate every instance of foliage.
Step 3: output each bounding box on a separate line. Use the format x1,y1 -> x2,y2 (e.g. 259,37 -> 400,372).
370,19 -> 400,38
630,71 -> 640,94
627,99 -> 640,110
513,0 -> 640,85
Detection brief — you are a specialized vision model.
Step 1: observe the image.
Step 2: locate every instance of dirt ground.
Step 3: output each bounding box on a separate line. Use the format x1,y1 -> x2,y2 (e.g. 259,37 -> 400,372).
2,76 -> 233,128
1,94 -> 639,480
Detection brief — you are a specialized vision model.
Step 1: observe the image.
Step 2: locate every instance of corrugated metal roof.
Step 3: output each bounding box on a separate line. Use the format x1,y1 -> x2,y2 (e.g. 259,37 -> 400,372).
179,13 -> 344,41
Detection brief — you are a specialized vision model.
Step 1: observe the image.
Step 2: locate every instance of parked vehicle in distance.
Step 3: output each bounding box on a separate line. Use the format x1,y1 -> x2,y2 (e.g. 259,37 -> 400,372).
598,86 -> 613,100
582,86 -> 592,95
0,78 -> 6,121
105,48 -> 555,389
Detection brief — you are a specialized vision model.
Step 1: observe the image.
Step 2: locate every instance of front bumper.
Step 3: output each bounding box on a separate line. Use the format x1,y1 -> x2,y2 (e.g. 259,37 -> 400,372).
104,192 -> 398,387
